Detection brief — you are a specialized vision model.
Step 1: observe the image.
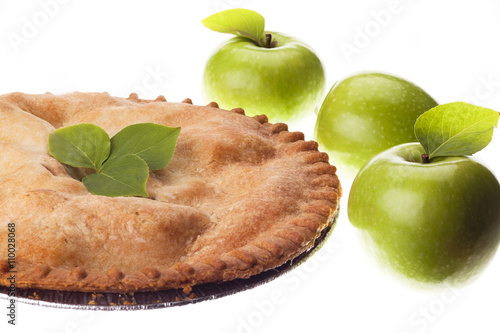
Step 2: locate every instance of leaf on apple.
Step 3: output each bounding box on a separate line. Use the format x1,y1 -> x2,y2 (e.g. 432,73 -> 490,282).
202,8 -> 265,47
414,102 -> 499,161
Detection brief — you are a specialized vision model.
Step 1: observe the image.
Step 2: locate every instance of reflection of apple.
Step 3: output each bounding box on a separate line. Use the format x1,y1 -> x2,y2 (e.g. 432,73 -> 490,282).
314,72 -> 437,174
348,143 -> 500,284
203,32 -> 325,123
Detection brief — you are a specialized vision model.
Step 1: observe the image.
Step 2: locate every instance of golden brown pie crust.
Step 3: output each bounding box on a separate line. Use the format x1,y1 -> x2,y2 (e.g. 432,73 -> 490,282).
0,92 -> 341,292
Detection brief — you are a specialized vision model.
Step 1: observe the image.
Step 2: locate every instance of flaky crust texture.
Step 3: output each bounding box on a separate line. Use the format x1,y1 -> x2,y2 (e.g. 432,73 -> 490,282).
0,92 -> 341,292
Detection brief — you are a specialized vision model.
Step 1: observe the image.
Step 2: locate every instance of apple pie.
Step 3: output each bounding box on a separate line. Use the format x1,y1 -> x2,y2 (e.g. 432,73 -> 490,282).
0,92 -> 341,292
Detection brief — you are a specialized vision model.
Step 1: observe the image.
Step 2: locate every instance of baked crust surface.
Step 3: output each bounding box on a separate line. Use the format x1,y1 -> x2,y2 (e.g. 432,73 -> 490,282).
0,92 -> 341,292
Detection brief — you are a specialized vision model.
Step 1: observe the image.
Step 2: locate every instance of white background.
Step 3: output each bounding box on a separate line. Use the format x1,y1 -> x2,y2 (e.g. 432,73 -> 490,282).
1,0 -> 500,332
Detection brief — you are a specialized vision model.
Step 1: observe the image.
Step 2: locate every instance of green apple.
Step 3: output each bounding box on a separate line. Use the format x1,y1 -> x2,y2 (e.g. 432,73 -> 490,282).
314,72 -> 437,174
348,142 -> 500,284
202,9 -> 325,123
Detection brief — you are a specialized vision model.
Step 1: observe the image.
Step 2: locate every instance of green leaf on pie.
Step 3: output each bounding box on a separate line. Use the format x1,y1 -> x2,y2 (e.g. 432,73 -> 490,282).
414,102 -> 499,160
48,123 -> 110,169
82,154 -> 149,197
49,122 -> 181,198
108,123 -> 181,170
202,8 -> 265,46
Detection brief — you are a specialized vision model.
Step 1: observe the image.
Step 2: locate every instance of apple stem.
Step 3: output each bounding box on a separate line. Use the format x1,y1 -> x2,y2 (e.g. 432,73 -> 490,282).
265,33 -> 272,48
421,154 -> 430,164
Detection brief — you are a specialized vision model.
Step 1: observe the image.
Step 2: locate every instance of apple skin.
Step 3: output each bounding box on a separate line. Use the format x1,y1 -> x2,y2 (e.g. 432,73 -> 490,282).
314,72 -> 438,174
203,31 -> 325,123
348,143 -> 500,284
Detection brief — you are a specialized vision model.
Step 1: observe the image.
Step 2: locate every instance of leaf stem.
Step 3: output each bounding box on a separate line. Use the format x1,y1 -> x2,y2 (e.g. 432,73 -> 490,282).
421,154 -> 430,164
242,32 -> 262,47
